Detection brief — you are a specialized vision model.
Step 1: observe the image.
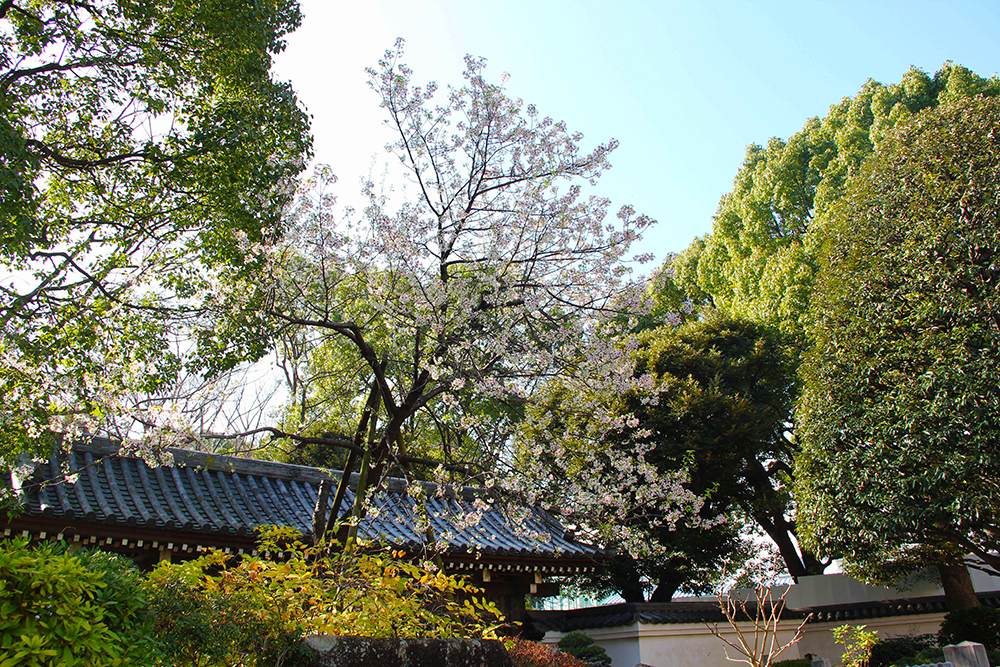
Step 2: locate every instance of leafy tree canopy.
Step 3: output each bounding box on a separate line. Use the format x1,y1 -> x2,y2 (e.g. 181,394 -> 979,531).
520,312 -> 818,598
0,0 -> 312,462
796,96 -> 1000,587
661,63 -> 1000,335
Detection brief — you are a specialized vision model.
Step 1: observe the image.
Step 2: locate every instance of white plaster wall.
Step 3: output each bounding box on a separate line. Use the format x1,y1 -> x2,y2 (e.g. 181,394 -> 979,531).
796,613 -> 947,666
970,567 -> 1000,592
541,571 -> 1000,667
783,573 -> 940,608
635,623 -> 805,667
546,621 -> 806,667
785,569 -> 1000,608
545,613 -> 951,667
544,626 -> 641,667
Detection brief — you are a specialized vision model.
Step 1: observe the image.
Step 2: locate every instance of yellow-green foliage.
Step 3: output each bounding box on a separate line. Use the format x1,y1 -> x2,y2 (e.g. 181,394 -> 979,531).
149,526 -> 503,650
834,624 -> 879,667
1,528 -> 502,667
0,537 -> 151,667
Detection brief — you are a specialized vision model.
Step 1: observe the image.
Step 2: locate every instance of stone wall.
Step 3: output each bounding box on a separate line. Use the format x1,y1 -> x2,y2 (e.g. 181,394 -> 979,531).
305,636 -> 512,667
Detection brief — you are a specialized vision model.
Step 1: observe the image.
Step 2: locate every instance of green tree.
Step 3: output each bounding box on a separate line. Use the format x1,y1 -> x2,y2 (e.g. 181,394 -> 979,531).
796,96 -> 1000,608
667,63 -> 1000,336
570,524 -> 748,603
0,0 -> 311,462
627,314 -> 821,579
522,312 -> 821,596
645,62 -> 1000,593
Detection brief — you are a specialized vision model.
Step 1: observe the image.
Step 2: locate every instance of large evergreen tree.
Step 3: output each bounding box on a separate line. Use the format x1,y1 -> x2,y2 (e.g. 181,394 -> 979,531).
646,63 -> 1000,593
796,96 -> 1000,608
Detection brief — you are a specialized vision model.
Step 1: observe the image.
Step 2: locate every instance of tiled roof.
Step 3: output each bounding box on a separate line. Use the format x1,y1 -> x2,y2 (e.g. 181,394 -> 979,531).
528,601 -> 807,632
800,592 -> 1000,623
528,593 -> 1000,631
7,438 -> 604,568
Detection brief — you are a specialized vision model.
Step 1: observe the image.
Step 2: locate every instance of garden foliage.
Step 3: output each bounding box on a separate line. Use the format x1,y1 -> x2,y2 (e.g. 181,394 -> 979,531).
937,606 -> 1000,650
507,638 -> 589,667
556,631 -> 612,666
0,537 -> 155,666
1,529 -> 502,666
150,526 -> 502,644
868,634 -> 936,667
834,624 -> 879,667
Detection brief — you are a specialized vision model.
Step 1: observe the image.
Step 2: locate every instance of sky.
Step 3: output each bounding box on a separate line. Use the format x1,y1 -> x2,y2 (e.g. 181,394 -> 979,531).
271,0 -> 1000,266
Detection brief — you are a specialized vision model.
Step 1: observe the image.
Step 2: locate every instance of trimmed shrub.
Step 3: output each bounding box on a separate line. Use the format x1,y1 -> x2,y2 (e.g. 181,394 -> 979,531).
938,606 -> 1000,650
869,634 -> 936,667
890,647 -> 945,666
557,631 -> 612,666
772,660 -> 811,667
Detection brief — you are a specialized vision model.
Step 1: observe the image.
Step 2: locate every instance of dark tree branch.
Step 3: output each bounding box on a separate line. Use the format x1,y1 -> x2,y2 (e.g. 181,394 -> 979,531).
25,139 -> 176,169
200,427 -> 364,455
1,56 -> 130,96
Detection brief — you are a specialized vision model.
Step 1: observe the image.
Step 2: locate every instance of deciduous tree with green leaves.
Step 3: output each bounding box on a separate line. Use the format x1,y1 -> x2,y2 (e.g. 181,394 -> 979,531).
666,63 -> 1000,336
0,0 -> 311,462
796,96 -> 1000,608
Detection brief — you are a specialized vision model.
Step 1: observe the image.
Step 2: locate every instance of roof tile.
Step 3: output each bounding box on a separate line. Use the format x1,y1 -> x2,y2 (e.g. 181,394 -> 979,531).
12,440 -> 604,563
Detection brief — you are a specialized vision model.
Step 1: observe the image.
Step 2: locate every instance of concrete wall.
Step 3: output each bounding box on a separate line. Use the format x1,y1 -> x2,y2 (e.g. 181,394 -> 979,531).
541,572 -> 1000,667
546,613 -> 948,667
796,613 -> 947,666
546,620 -> 806,667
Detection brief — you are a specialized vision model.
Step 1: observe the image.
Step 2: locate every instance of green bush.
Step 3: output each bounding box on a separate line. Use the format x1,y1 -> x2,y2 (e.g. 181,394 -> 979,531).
145,525 -> 503,666
1,528 -> 505,667
145,566 -> 311,667
889,647 -> 945,666
869,634 -> 936,667
938,606 -> 1000,650
0,537 -> 154,666
557,631 -> 611,666
772,660 -> 811,667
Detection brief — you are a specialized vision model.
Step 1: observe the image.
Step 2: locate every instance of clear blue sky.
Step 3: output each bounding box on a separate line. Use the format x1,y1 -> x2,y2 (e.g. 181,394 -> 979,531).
272,0 -> 1000,265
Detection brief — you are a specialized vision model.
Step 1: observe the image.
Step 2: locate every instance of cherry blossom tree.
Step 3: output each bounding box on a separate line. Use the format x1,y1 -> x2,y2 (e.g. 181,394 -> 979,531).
192,41 -> 682,541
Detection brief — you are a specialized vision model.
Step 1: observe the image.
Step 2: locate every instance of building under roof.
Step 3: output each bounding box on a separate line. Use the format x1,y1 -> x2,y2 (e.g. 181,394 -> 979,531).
2,437 -> 607,621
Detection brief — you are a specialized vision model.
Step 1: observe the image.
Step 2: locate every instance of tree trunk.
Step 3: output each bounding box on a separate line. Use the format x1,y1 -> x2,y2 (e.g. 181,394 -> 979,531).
619,579 -> 646,603
649,573 -> 682,603
800,547 -> 827,576
938,561 -> 979,609
753,511 -> 808,580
